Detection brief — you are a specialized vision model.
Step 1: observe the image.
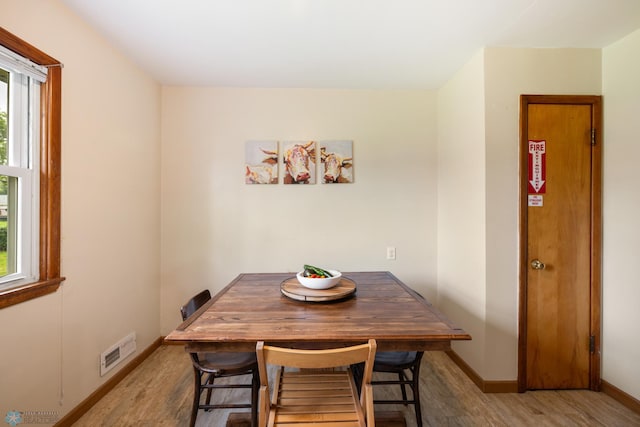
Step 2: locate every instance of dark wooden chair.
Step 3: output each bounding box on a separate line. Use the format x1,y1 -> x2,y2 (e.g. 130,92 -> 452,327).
372,350 -> 424,427
371,289 -> 425,426
180,290 -> 259,427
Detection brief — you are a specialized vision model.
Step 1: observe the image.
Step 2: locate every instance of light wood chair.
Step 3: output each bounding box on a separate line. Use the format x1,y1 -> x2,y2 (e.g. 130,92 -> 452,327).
256,339 -> 377,427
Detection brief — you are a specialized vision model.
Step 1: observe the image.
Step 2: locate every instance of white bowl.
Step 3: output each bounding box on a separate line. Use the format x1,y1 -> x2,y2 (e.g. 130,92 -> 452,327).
296,270 -> 342,289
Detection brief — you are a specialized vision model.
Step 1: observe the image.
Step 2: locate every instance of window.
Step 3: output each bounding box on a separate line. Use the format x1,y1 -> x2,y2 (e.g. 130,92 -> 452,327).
0,56 -> 40,287
0,28 -> 63,309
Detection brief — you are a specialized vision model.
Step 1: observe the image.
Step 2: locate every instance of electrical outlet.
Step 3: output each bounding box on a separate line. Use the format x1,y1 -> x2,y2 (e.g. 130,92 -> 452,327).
386,247 -> 396,260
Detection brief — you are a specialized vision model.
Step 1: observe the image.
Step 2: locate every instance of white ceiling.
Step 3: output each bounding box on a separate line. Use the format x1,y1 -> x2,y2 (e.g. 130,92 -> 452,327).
60,0 -> 640,89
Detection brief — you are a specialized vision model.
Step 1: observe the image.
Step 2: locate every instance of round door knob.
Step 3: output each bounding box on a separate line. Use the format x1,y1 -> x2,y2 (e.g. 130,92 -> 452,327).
531,259 -> 546,270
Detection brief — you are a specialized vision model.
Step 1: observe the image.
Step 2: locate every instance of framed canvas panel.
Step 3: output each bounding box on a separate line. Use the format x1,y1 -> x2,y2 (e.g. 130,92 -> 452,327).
245,140 -> 278,184
282,141 -> 316,184
320,140 -> 353,184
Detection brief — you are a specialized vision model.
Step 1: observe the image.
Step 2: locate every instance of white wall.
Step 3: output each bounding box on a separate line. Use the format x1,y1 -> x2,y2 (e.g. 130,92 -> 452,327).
0,0 -> 161,421
436,51 -> 488,373
160,87 -> 438,333
602,29 -> 640,401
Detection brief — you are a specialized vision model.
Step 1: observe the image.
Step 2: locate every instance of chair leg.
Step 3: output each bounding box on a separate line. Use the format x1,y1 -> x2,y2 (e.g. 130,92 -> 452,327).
398,372 -> 408,403
411,365 -> 423,427
204,374 -> 215,410
190,368 -> 202,427
251,370 -> 260,427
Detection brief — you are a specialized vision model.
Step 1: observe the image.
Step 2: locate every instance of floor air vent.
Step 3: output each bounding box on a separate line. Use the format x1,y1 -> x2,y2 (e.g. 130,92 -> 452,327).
100,332 -> 136,376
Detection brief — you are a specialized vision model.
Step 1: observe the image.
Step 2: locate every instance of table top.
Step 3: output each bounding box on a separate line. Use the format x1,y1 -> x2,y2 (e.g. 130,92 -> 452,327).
165,271 -> 471,352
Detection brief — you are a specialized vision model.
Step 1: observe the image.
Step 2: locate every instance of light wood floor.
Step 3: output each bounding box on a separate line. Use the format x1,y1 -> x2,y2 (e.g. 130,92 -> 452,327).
73,345 -> 640,427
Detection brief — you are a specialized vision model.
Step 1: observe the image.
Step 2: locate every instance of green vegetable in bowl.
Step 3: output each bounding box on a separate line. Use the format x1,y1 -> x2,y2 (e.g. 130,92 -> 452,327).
303,264 -> 333,278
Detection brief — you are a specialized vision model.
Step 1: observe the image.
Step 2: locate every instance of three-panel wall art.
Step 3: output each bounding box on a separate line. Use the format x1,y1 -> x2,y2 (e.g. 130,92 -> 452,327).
245,140 -> 353,185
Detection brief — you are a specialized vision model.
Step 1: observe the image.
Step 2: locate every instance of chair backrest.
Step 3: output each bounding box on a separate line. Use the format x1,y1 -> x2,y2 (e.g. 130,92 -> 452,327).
180,289 -> 212,321
257,341 -> 376,371
256,339 -> 377,426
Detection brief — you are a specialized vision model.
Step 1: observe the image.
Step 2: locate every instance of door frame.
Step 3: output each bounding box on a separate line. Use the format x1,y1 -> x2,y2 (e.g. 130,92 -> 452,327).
517,95 -> 602,392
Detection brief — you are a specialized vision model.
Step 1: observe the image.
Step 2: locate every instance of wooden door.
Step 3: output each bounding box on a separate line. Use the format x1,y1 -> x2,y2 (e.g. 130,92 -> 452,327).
518,95 -> 601,391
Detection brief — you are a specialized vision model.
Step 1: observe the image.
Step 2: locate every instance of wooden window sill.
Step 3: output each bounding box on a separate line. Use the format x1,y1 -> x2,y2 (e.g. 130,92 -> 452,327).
0,277 -> 66,309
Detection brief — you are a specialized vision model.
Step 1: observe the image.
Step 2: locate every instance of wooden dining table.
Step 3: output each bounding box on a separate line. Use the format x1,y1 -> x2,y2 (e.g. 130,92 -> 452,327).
165,271 -> 471,352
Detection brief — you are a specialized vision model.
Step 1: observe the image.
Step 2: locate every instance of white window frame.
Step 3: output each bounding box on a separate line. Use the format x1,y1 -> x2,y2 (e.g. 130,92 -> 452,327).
0,56 -> 41,289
